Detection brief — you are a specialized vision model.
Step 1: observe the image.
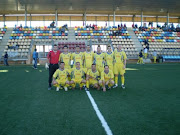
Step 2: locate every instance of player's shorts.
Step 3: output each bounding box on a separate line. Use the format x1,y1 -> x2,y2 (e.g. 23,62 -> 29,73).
55,79 -> 68,86
89,79 -> 98,85
114,63 -> 125,75
144,53 -> 148,58
71,79 -> 84,84
97,65 -> 104,73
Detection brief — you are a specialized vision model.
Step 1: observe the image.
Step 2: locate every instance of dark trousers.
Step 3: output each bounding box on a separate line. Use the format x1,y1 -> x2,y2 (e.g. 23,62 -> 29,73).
33,58 -> 37,68
4,58 -> 9,66
48,64 -> 59,87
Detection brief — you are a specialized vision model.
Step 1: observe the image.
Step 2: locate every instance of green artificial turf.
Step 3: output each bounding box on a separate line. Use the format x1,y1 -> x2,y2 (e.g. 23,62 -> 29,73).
0,64 -> 179,135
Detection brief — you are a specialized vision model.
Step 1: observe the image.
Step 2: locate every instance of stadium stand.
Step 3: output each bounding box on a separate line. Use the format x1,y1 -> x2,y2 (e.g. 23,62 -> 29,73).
3,26 -> 69,58
75,26 -> 138,57
0,28 -> 7,42
134,27 -> 180,58
10,26 -> 68,40
58,42 -> 86,52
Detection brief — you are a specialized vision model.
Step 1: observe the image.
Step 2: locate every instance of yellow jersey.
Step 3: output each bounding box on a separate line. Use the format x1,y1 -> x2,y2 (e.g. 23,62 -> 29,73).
105,52 -> 114,66
84,51 -> 94,68
71,52 -> 84,66
53,68 -> 69,81
71,68 -> 87,80
94,53 -> 105,67
87,69 -> 100,79
101,70 -> 114,81
59,53 -> 71,67
114,50 -> 127,64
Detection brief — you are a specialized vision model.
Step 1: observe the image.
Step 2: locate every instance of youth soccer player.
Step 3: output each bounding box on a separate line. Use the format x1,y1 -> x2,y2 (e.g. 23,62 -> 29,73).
70,62 -> 87,90
94,45 -> 105,73
84,45 -> 94,70
105,46 -> 114,72
52,62 -> 70,91
71,46 -> 84,68
113,45 -> 127,89
99,65 -> 114,92
86,64 -> 100,91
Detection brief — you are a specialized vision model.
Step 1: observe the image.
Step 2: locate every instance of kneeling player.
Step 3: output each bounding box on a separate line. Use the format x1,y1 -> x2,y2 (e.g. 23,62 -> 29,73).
70,62 -> 87,90
86,64 -> 100,91
52,62 -> 70,91
99,65 -> 114,92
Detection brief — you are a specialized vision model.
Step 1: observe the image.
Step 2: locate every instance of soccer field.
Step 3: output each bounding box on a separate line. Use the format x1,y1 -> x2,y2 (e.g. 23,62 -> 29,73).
0,64 -> 179,135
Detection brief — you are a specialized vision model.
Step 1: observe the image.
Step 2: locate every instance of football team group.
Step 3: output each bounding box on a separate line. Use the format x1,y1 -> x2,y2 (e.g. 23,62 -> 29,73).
47,44 -> 127,92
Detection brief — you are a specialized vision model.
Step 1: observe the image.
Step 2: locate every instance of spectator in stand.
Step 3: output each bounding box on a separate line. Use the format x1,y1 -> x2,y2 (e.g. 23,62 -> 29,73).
135,24 -> 138,28
15,44 -> 19,50
50,20 -> 55,28
144,39 -> 149,47
132,23 -> 135,28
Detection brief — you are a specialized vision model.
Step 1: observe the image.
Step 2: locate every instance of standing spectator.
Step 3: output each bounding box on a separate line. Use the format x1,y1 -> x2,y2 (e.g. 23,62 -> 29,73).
47,44 -> 61,90
153,50 -> 157,64
4,52 -> 9,66
32,49 -> 38,69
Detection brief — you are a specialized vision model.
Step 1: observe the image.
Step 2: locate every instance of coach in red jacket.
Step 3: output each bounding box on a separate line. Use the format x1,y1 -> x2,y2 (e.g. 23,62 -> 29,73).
47,44 -> 61,90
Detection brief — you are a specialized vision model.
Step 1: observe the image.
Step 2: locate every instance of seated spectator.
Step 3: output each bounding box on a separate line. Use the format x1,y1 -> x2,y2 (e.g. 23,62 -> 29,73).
132,23 -> 135,28
8,44 -> 13,49
135,24 -> 138,28
50,20 -> 55,28
16,44 -> 19,50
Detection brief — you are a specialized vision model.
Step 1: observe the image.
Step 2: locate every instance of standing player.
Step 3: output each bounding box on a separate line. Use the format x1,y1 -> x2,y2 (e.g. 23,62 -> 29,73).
94,45 -> 105,73
52,62 -> 70,91
71,46 -> 84,68
99,65 -> 114,92
86,64 -> 100,91
59,45 -> 71,69
70,62 -> 87,90
113,45 -> 127,89
84,45 -> 94,70
59,45 -> 72,81
105,46 -> 114,72
47,44 -> 61,90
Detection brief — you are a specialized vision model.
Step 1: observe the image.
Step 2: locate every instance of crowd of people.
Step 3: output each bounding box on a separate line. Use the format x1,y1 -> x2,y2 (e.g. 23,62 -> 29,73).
45,44 -> 127,92
132,22 -> 180,32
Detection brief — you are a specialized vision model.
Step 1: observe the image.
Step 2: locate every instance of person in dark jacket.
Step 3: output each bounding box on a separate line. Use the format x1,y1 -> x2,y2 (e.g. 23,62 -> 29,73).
4,52 -> 9,66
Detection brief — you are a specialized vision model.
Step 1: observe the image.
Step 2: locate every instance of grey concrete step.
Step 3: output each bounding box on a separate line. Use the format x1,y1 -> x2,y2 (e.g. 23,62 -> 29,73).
128,27 -> 143,52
